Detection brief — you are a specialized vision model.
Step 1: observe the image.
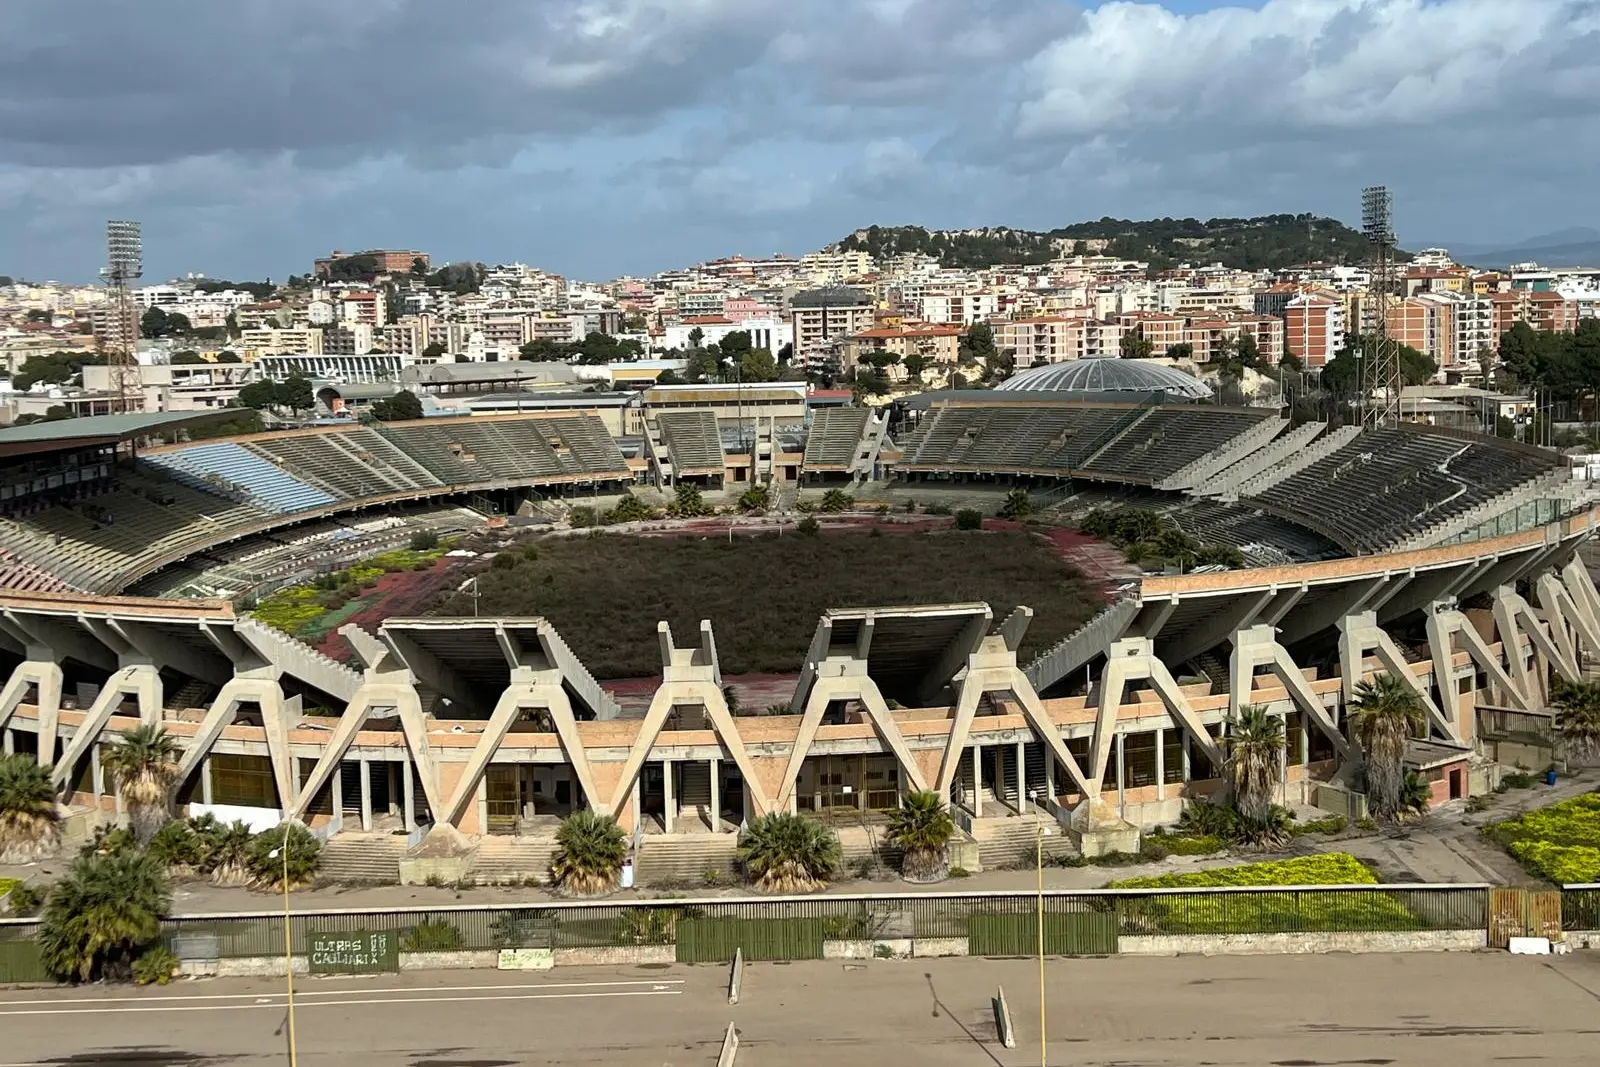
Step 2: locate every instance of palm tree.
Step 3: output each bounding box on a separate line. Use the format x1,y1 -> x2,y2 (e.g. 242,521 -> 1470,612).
549,810 -> 627,897
37,850 -> 171,982
738,812 -> 840,893
1349,673 -> 1426,820
885,791 -> 954,882
0,753 -> 60,863
244,822 -> 322,891
1552,679 -> 1600,765
1226,704 -> 1285,827
100,725 -> 180,845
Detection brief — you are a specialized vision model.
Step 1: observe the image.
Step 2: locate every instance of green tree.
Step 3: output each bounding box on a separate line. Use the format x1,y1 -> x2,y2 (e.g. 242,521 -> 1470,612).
38,850 -> 171,982
819,488 -> 853,513
369,389 -> 424,421
603,492 -> 653,524
1349,673 -> 1426,820
719,330 -> 753,358
687,326 -> 705,349
519,339 -> 567,362
1552,679 -> 1600,764
904,352 -> 928,381
1226,705 -> 1285,830
550,810 -> 627,896
686,347 -> 720,382
954,509 -> 982,530
739,347 -> 778,382
411,256 -> 429,277
667,482 -> 712,518
244,822 -> 321,891
236,379 -> 280,411
1165,342 -> 1194,360
215,350 -> 241,363
738,484 -> 772,513
100,725 -> 180,845
738,812 -> 840,892
422,342 -> 447,359
170,350 -> 205,364
966,322 -> 996,361
279,375 -> 314,414
0,753 -> 60,863
997,489 -> 1032,520
886,790 -> 954,882
1119,332 -> 1155,359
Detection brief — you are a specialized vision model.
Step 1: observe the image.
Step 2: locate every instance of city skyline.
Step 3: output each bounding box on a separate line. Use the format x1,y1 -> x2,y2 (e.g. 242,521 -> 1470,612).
3,0 -> 1598,283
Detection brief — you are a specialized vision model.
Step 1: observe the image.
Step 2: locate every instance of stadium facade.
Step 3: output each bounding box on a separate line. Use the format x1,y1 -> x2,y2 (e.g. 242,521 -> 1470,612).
0,386 -> 1595,876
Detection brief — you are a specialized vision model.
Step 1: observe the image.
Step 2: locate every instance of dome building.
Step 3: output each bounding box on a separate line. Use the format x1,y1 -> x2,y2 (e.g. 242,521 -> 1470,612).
996,357 -> 1213,401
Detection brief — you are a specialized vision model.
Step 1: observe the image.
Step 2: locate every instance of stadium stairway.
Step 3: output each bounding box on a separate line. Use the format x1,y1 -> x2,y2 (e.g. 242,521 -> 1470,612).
1024,596 -> 1142,696
468,836 -> 558,885
634,833 -> 740,887
972,813 -> 1079,870
318,833 -> 407,883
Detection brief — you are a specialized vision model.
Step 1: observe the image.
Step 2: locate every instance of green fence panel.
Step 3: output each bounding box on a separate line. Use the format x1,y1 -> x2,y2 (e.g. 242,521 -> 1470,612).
968,911 -> 1118,956
676,917 -> 828,963
0,938 -> 48,983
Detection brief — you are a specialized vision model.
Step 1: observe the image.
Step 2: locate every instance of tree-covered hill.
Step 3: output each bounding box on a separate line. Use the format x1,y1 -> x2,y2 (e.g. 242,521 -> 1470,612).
834,214 -> 1404,272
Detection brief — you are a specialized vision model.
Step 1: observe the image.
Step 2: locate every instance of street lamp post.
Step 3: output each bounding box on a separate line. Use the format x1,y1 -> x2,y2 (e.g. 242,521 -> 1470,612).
1029,788 -> 1047,1067
270,823 -> 299,1067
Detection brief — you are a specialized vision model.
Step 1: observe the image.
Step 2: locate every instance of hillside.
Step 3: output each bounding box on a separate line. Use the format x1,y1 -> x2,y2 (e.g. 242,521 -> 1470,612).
834,214 -> 1401,272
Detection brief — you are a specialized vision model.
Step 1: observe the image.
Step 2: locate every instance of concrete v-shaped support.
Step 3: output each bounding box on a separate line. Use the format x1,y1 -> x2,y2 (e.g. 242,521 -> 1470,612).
51,665 -> 162,789
174,675 -> 302,812
1090,637 -> 1225,790
1561,557 -> 1600,637
775,672 -> 928,811
1537,572 -> 1600,664
1338,611 -> 1456,741
0,661 -> 63,766
437,682 -> 601,828
333,624 -> 445,824
1424,602 -> 1533,715
937,609 -> 1097,802
607,683 -> 774,820
1493,586 -> 1579,695
1228,625 -> 1350,760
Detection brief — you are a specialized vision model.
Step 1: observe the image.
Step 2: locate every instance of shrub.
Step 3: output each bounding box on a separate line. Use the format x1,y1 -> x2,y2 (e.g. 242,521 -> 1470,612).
1112,852 -> 1378,890
491,552 -> 522,570
1292,814 -> 1349,836
925,503 -> 952,516
2,880 -> 40,915
665,483 -> 712,518
132,946 -> 179,986
1509,841 -> 1600,884
954,509 -> 982,530
0,752 -> 60,863
1465,795 -> 1490,813
81,825 -> 137,858
997,489 -> 1033,520
738,813 -> 841,893
245,823 -> 321,891
408,530 -> 440,551
402,919 -> 465,952
550,810 -> 627,897
1144,830 -> 1226,856
1486,792 -> 1600,884
795,516 -> 820,536
568,505 -> 598,528
738,485 -> 772,513
603,492 -> 653,524
818,489 -> 854,513
1501,770 -> 1538,790
39,851 -> 171,982
190,815 -> 253,885
148,819 -> 204,872
885,791 -> 954,882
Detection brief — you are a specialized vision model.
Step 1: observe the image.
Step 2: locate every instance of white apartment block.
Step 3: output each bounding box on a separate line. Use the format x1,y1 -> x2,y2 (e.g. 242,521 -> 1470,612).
240,327 -> 323,356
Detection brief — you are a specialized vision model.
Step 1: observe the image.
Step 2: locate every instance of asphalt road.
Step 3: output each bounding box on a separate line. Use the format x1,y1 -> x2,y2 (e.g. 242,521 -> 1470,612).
2,952 -> 1599,1066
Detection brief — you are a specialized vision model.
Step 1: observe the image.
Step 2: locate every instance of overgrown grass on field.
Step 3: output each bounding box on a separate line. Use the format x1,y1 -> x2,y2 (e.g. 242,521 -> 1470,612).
1486,791 -> 1600,885
1110,853 -> 1418,934
249,544 -> 449,638
431,530 -> 1098,680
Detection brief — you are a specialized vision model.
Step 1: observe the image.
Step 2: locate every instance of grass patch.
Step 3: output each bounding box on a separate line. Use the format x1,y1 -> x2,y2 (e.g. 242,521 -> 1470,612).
431,530 -> 1099,680
1111,854 -> 1420,934
0,878 -> 20,899
1486,792 -> 1600,885
249,544 -> 449,638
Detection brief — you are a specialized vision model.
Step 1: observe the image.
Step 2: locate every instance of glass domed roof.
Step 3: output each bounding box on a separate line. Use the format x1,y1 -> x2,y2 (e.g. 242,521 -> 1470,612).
996,357 -> 1213,400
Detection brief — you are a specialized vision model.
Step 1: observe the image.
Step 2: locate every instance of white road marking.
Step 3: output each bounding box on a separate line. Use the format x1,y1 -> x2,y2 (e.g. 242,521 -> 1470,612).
0,977 -> 684,1009
0,987 -> 681,1016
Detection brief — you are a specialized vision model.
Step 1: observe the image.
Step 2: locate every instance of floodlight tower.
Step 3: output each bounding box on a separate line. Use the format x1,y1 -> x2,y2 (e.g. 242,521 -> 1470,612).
101,220 -> 143,414
1360,187 -> 1400,428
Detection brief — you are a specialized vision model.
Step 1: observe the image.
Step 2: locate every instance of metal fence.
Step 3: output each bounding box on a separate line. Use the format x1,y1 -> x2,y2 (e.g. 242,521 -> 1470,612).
1562,884 -> 1600,932
0,884 -> 1491,966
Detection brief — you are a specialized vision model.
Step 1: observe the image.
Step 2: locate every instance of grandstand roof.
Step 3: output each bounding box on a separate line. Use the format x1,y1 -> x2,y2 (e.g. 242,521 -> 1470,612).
997,358 -> 1214,400
0,411 -> 234,459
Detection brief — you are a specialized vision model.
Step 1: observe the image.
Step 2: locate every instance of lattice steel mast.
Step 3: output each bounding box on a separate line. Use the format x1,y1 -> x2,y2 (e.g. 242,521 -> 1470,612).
1360,187 -> 1400,428
101,220 -> 143,414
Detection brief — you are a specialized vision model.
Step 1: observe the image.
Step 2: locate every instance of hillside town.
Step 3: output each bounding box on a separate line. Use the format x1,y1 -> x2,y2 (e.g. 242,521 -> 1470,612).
3,226 -> 1600,430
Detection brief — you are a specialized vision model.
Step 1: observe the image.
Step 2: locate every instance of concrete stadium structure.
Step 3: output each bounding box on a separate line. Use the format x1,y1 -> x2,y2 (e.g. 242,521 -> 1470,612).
0,396 -> 1596,880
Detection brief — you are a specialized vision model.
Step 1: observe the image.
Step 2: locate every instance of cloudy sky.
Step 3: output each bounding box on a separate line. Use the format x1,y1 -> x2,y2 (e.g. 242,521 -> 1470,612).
3,0 -> 1598,283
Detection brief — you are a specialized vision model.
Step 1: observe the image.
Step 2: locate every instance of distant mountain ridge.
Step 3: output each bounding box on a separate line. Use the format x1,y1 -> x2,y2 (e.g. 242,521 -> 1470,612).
1446,228 -> 1600,270
832,215 -> 1402,272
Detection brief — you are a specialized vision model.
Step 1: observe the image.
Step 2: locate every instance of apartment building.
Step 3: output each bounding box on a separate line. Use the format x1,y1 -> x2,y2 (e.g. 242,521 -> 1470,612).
1117,312 -> 1186,353
1388,293 -> 1493,373
322,324 -> 376,357
840,325 -> 962,380
314,249 -> 430,277
235,302 -> 293,330
992,315 -> 1087,368
240,327 -> 323,356
81,362 -> 253,412
790,287 -> 875,367
1283,294 -> 1344,368
917,291 -> 1005,326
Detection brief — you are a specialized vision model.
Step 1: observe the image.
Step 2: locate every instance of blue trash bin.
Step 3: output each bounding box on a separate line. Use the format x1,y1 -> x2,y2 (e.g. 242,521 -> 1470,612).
1545,768 -> 1558,786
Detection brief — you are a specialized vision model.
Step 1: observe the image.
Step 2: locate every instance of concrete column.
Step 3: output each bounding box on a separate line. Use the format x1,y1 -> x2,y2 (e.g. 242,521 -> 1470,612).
2,728 -> 12,755
359,757 -> 372,831
709,757 -> 721,833
1278,717 -> 1290,806
662,759 -> 674,834
401,753 -> 416,832
1154,727 -> 1165,802
1299,717 -> 1310,766
971,743 -> 983,818
631,776 -> 643,833
332,763 -> 345,825
90,744 -> 104,803
1115,732 -> 1127,821
1014,739 -> 1026,811
1181,731 -> 1192,783
201,755 -> 214,805
476,774 -> 489,836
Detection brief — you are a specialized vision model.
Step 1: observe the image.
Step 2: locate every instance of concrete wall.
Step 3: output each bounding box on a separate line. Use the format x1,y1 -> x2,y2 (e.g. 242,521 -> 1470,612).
1118,930 -> 1486,956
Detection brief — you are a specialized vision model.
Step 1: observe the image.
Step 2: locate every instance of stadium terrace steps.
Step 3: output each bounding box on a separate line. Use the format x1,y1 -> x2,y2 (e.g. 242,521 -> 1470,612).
1228,424 -> 1362,499
468,835 -> 558,885
142,442 -> 338,514
1024,595 -> 1142,696
972,813 -> 1079,870
1080,408 -> 1273,483
803,408 -> 872,470
634,833 -> 739,887
318,833 -> 407,883
1193,421 -> 1328,497
655,410 -> 725,473
1155,414 -> 1289,492
1393,472 -> 1573,551
233,615 -> 362,702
